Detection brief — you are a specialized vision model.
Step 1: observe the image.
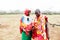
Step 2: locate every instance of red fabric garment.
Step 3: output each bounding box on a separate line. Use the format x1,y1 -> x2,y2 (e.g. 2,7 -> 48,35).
20,18 -> 32,35
32,16 -> 44,40
25,23 -> 32,35
37,34 -> 44,40
20,27 -> 23,34
32,15 -> 48,40
32,29 -> 37,39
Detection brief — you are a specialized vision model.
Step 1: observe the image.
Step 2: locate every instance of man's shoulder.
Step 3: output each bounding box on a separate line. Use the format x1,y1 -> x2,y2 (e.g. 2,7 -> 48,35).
44,15 -> 48,22
42,15 -> 48,18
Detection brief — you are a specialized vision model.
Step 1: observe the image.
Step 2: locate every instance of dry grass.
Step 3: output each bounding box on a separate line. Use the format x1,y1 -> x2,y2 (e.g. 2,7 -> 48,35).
0,14 -> 60,40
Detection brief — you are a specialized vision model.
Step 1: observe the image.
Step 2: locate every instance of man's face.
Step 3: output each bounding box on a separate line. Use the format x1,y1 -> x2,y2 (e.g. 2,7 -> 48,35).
25,10 -> 31,16
26,13 -> 30,16
35,12 -> 40,17
26,12 -> 30,16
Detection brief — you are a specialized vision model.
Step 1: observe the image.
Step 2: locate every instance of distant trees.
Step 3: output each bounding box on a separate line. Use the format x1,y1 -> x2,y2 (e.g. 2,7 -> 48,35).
0,10 -> 60,15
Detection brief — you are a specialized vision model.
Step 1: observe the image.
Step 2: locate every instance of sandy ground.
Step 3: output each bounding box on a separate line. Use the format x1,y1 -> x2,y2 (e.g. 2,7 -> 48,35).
0,14 -> 60,40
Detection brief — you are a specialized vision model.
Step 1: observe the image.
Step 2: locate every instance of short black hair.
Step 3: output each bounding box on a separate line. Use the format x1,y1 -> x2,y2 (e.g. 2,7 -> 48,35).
35,9 -> 40,14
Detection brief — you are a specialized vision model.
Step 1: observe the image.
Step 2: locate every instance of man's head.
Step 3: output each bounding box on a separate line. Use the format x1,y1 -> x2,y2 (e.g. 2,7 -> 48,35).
35,9 -> 41,17
24,9 -> 31,16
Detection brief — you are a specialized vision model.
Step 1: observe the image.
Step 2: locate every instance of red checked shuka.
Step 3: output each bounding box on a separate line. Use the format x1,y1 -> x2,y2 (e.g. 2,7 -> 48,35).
32,15 -> 48,40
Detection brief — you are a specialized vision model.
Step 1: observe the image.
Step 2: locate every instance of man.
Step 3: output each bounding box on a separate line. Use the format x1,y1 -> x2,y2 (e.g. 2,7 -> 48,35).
45,16 -> 49,40
20,9 -> 32,40
32,9 -> 48,40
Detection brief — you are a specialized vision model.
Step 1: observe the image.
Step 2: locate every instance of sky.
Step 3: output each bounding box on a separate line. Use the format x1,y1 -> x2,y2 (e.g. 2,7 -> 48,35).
0,0 -> 60,12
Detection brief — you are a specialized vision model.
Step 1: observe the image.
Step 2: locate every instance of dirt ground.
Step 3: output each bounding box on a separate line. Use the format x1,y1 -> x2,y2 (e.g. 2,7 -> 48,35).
0,14 -> 60,40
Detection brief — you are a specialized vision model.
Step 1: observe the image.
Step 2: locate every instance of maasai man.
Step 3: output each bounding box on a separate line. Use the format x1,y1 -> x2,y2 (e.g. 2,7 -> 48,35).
20,9 -> 33,40
45,16 -> 49,40
32,9 -> 48,40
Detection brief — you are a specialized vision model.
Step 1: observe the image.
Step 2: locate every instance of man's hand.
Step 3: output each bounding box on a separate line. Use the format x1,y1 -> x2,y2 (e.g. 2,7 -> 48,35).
20,27 -> 23,34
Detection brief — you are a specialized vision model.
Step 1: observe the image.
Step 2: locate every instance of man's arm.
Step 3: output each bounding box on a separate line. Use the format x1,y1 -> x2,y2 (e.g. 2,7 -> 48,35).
20,18 -> 23,34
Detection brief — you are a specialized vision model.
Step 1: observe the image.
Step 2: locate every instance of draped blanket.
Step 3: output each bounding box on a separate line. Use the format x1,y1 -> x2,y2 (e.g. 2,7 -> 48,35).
32,15 -> 48,40
20,15 -> 32,40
